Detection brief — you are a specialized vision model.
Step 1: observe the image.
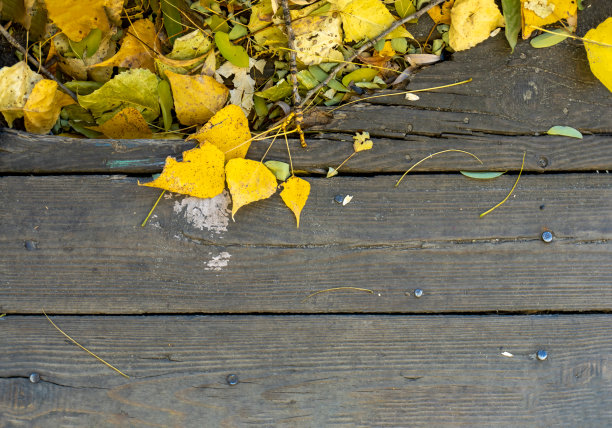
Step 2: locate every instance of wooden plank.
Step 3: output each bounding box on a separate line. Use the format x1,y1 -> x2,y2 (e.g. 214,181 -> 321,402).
1,315 -> 611,426
3,127 -> 612,174
1,175 -> 610,314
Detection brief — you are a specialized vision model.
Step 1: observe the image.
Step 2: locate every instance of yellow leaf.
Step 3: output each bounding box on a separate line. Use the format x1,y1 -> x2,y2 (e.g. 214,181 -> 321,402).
226,158 -> 277,220
330,0 -> 413,42
292,14 -> 343,65
353,131 -> 373,152
43,0 -> 121,42
91,19 -> 158,72
428,0 -> 455,24
521,0 -> 577,39
165,70 -> 229,126
280,176 -> 310,228
189,105 -> 251,162
584,17 -> 612,93
0,61 -> 43,127
94,107 -> 152,139
23,80 -> 75,134
140,143 -> 225,199
448,0 -> 505,51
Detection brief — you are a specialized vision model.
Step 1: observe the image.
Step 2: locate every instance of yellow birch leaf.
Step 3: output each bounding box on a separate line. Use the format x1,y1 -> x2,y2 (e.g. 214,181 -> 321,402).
521,0 -> 577,39
449,0 -> 505,51
226,158 -> 277,220
94,107 -> 152,139
189,105 -> 251,162
140,142 -> 225,199
584,17 -> 612,93
43,0 -> 119,42
0,61 -> 43,127
90,19 -> 158,72
165,70 -> 229,126
280,176 -> 310,228
330,0 -> 413,43
428,0 -> 455,24
23,79 -> 75,134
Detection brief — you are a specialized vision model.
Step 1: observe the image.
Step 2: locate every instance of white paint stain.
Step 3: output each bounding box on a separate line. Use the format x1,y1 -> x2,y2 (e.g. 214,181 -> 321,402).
205,252 -> 231,271
173,190 -> 231,234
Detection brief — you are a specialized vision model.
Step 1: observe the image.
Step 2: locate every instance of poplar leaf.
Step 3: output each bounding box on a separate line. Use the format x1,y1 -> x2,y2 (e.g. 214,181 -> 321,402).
189,105 -> 251,161
168,30 -> 213,60
215,32 -> 250,68
165,70 -> 229,126
584,17 -> 612,93
449,0 -> 505,51
292,14 -> 343,65
521,0 -> 577,39
547,125 -> 582,139
530,28 -> 571,48
42,0 -> 122,41
226,159 -> 278,220
23,79 -> 75,134
280,176 -> 311,228
94,107 -> 152,139
501,0 -> 520,51
0,61 -> 43,126
395,0 -> 416,19
140,142 -> 225,199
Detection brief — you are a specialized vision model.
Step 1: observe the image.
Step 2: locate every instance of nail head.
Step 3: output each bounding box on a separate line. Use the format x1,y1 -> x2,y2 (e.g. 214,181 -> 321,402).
414,289 -> 423,298
29,373 -> 40,383
536,350 -> 548,361
226,374 -> 239,385
541,231 -> 553,243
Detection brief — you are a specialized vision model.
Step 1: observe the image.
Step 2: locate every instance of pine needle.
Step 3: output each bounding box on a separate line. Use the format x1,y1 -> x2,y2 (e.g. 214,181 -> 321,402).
141,190 -> 166,227
301,287 -> 374,302
395,149 -> 483,187
43,309 -> 129,378
479,152 -> 526,218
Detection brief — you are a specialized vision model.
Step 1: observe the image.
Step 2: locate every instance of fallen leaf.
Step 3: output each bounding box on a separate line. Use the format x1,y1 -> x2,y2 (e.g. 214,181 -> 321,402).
502,0 -> 521,51
166,70 -> 228,126
42,0 -> 119,41
449,0 -> 505,51
140,142 -> 225,199
428,0 -> 454,24
342,67 -> 379,87
189,105 -> 251,161
395,0 -> 417,19
215,32 -> 250,68
161,0 -> 184,43
460,171 -> 506,179
215,58 -> 266,115
0,61 -> 43,126
342,195 -> 353,205
226,158 -> 278,219
529,28 -> 571,47
521,0 -> 577,39
248,1 -> 288,51
547,125 -> 582,139
53,30 -> 116,82
265,161 -> 291,181
94,107 -> 152,139
353,131 -> 373,152
330,0 -> 413,43
327,167 -> 339,178
584,17 -> 612,93
292,13 -> 343,65
78,69 -> 160,123
168,30 -> 212,60
90,19 -> 158,72
280,176 -> 311,228
23,79 -> 75,134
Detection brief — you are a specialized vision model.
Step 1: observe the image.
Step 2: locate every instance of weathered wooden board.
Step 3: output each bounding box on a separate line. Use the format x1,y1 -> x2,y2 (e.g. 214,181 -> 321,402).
1,315 -> 611,426
2,127 -> 611,174
1,174 -> 609,314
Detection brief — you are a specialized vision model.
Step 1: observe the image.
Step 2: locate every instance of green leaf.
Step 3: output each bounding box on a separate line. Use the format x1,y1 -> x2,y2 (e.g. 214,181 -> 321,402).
69,29 -> 102,59
161,0 -> 184,44
157,79 -> 173,131
391,37 -> 408,53
64,80 -> 103,96
78,69 -> 160,123
530,29 -> 571,48
253,95 -> 268,117
214,32 -> 250,68
297,70 -> 319,90
255,80 -> 292,101
395,0 -> 416,18
501,0 -> 520,52
228,24 -> 248,40
547,126 -> 583,139
460,171 -> 506,179
342,68 -> 379,87
265,161 -> 291,181
577,0 -> 584,10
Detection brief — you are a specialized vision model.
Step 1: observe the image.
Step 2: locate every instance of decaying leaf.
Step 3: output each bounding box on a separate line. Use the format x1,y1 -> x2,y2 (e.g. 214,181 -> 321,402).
94,107 -> 152,139
78,69 -> 160,123
353,131 -> 373,152
43,0 -> 122,41
449,0 -> 505,51
280,176 -> 311,228
53,30 -> 116,82
0,61 -> 43,126
140,142 -> 226,199
189,105 -> 251,161
293,13 -> 343,65
226,158 -> 278,219
91,19 -> 158,72
166,70 -> 229,126
23,79 -> 75,134
584,17 -> 612,93
330,0 -> 413,42
215,59 -> 266,115
521,0 -> 577,39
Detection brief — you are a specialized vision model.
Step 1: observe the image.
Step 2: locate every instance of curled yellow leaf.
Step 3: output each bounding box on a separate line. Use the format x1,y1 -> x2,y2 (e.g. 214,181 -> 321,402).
449,0 -> 505,51
166,70 -> 229,126
94,107 -> 152,139
189,105 -> 251,162
280,176 -> 311,228
140,142 -> 225,199
24,79 -> 75,134
226,158 -> 277,220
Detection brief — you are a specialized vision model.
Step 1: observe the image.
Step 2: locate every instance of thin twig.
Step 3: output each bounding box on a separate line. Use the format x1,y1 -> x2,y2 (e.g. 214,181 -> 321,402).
300,0 -> 448,108
0,24 -> 78,101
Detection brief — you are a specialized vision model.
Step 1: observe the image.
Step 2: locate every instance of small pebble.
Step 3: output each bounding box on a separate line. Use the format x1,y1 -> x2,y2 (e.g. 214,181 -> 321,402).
226,374 -> 239,385
414,289 -> 423,298
536,350 -> 548,361
29,373 -> 40,383
541,231 -> 553,243
24,240 -> 38,251
334,195 -> 344,204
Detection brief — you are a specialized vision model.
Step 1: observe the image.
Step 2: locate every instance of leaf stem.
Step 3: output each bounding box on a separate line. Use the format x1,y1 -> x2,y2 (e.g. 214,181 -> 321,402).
395,149 -> 483,187
301,287 -> 374,302
479,151 -> 525,218
141,190 -> 166,227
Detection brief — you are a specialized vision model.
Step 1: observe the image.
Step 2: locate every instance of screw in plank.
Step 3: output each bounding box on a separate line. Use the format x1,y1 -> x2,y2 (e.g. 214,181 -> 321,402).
541,231 -> 553,243
414,289 -> 423,298
537,156 -> 549,168
536,350 -> 548,361
226,374 -> 239,386
29,373 -> 40,383
24,240 -> 38,251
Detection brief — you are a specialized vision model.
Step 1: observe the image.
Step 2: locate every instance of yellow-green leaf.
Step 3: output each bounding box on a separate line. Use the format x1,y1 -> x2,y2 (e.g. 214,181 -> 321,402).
547,125 -> 582,139
342,68 -> 379,87
460,171 -> 506,179
215,31 -> 249,68
530,28 -> 571,48
265,161 -> 291,181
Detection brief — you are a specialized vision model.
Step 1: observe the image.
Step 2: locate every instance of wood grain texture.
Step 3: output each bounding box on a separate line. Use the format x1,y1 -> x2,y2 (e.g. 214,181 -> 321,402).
1,315 -> 611,426
1,175 -> 609,314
